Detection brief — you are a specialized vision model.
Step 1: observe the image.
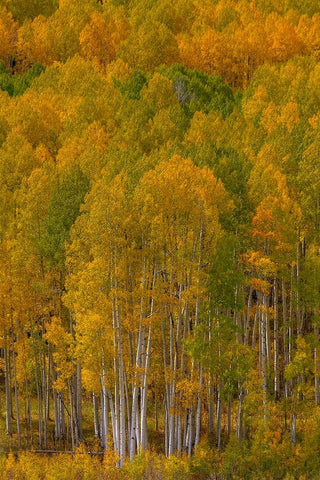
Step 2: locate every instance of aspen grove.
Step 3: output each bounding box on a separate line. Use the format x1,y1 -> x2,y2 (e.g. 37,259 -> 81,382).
1,0 -> 320,478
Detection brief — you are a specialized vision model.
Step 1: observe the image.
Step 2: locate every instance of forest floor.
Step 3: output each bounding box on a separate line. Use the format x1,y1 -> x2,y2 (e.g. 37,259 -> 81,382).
0,387 -> 313,479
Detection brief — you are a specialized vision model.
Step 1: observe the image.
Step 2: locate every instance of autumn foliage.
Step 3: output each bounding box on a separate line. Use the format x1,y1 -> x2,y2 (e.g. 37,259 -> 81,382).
0,0 -> 320,479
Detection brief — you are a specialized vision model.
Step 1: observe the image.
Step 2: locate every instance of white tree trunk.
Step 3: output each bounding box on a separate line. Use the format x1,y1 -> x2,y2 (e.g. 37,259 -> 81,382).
195,367 -> 203,447
140,325 -> 152,451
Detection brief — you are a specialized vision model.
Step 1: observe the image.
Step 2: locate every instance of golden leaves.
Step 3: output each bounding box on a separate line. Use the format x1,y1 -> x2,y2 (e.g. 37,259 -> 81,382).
0,8 -> 18,68
80,9 -> 130,72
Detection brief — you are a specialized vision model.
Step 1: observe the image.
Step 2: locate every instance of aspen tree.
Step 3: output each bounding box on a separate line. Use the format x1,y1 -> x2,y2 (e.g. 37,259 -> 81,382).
0,8 -> 18,71
134,155 -> 231,454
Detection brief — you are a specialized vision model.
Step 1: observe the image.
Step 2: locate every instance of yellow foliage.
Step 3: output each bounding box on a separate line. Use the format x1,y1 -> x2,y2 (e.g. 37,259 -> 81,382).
279,101 -> 300,132
0,8 -> 18,68
102,445 -> 121,478
80,8 -> 130,72
260,102 -> 279,134
163,454 -> 189,480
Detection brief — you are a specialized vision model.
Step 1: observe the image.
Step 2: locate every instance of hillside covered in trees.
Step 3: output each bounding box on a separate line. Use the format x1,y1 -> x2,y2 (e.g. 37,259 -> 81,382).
1,0 -> 320,478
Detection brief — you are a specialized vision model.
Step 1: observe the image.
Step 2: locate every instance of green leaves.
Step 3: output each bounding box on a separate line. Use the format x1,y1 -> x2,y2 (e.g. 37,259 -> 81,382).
160,65 -> 236,118
0,61 -> 45,97
210,234 -> 244,311
4,0 -> 59,22
115,70 -> 147,100
41,165 -> 89,268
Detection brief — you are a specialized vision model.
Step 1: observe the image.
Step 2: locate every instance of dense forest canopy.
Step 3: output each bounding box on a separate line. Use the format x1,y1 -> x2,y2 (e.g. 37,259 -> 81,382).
0,0 -> 320,478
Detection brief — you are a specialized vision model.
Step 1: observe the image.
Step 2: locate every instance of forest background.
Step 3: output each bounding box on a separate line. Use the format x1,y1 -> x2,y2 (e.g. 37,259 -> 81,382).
0,0 -> 320,478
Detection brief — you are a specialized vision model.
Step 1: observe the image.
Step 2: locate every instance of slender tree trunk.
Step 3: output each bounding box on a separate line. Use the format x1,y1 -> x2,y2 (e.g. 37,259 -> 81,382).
69,311 -> 82,446
41,350 -> 47,449
314,324 -> 319,405
273,280 -> 279,401
195,367 -> 203,447
227,397 -> 231,439
208,377 -> 214,435
100,368 -> 108,450
129,324 -> 142,461
114,296 -> 126,466
216,382 -> 222,450
282,279 -> 289,402
236,389 -> 244,441
76,363 -> 83,441
71,375 -> 79,447
140,325 -> 152,451
252,310 -> 258,350
68,380 -> 75,451
4,345 -> 12,436
291,412 -> 297,446
51,351 -> 60,442
93,393 -> 100,438
162,320 -> 169,457
187,409 -> 193,456
176,407 -> 182,456
27,385 -> 32,446
35,359 -> 43,447
208,313 -> 214,435
100,390 -> 105,447
113,378 -> 120,456
168,311 -> 176,456
261,294 -> 267,421
59,393 -> 65,444
12,340 -> 21,447
244,286 -> 252,346
124,372 -> 131,454
182,409 -> 187,452
164,400 -> 168,457
107,389 -> 117,454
